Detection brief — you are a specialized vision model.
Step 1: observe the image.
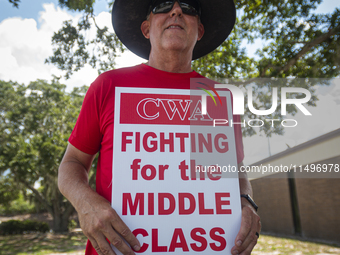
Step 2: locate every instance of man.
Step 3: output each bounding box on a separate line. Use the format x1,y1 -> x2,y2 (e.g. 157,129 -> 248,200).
58,0 -> 261,255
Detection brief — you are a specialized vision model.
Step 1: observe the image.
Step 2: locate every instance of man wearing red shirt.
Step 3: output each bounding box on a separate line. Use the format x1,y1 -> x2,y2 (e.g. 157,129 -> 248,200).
58,1 -> 261,254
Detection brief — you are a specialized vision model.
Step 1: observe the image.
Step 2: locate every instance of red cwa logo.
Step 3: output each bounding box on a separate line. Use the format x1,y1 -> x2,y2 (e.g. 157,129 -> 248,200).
120,93 -> 228,126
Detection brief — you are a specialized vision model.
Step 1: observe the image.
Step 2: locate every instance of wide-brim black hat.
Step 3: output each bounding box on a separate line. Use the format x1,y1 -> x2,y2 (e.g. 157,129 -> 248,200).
112,0 -> 236,60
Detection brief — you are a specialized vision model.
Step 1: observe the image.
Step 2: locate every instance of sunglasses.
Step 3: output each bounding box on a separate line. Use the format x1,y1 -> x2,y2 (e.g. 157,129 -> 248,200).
149,0 -> 201,17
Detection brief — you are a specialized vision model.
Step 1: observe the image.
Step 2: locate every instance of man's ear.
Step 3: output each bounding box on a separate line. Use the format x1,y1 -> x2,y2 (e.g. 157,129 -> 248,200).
197,23 -> 204,41
141,20 -> 151,39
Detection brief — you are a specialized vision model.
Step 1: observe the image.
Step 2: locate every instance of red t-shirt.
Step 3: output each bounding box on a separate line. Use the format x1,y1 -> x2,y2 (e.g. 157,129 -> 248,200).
68,64 -> 244,255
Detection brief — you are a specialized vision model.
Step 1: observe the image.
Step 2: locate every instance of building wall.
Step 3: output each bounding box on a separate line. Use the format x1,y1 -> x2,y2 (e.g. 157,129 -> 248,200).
251,173 -> 295,235
250,155 -> 340,245
294,156 -> 340,244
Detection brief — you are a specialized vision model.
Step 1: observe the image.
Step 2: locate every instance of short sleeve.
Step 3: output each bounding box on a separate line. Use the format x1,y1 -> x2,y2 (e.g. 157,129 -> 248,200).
69,82 -> 103,155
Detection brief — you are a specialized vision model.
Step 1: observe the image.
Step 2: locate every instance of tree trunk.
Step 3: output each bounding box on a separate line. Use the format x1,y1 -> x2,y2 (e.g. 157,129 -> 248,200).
51,198 -> 75,232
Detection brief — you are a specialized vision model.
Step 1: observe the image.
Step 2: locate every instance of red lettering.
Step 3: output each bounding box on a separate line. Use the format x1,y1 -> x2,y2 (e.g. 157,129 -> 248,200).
143,132 -> 157,152
132,228 -> 149,253
122,193 -> 144,215
214,133 -> 229,153
190,160 -> 205,180
123,132 -> 227,153
135,132 -> 140,152
148,193 -> 154,215
198,133 -> 213,153
130,159 -> 141,180
209,227 -> 227,251
158,165 -> 169,180
131,160 -> 169,180
190,228 -> 207,252
207,165 -> 222,180
178,193 -> 195,215
160,132 -> 174,152
175,133 -> 189,152
141,164 -> 157,180
158,193 -> 175,215
132,227 -> 227,253
121,132 -> 133,151
179,160 -> 189,181
215,193 -> 231,214
198,193 -> 214,214
152,229 -> 167,252
169,228 -> 189,252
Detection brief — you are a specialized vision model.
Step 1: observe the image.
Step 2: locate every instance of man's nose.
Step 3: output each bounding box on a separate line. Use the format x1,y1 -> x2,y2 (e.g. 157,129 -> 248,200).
170,1 -> 183,17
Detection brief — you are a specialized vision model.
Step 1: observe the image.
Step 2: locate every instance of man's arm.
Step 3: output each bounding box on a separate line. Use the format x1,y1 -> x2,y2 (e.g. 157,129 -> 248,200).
58,143 -> 141,255
231,162 -> 261,255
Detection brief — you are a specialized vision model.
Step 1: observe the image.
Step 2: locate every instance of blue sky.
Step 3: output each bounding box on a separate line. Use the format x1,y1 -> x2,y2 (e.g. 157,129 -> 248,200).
1,0 -> 60,23
0,0 -> 108,25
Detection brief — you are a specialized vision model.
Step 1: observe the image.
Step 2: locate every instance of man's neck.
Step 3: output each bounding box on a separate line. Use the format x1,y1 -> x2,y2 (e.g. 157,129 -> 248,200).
147,50 -> 193,73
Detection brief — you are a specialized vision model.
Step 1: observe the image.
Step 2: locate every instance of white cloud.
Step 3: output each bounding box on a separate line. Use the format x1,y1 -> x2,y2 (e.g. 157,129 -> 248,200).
0,4 -> 74,85
0,2 -> 144,91
39,3 -> 78,32
95,11 -> 114,33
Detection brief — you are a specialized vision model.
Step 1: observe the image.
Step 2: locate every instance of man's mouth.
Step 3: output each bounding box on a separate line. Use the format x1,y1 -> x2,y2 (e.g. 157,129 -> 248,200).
166,25 -> 183,30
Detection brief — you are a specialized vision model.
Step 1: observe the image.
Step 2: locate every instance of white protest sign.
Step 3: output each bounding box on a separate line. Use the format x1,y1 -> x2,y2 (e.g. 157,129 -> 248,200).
112,87 -> 241,254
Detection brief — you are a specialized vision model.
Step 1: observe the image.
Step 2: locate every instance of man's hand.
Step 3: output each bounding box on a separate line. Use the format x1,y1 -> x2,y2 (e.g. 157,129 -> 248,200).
231,199 -> 261,255
78,192 -> 141,255
232,163 -> 261,255
58,144 -> 141,255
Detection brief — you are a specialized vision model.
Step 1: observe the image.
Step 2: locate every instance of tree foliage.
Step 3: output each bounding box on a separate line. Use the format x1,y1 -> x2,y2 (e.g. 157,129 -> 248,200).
45,5 -> 124,79
0,79 -> 95,231
0,175 -> 20,207
45,0 -> 340,137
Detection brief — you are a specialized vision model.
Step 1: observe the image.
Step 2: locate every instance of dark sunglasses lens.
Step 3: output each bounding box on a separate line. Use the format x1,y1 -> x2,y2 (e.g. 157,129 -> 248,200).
151,0 -> 201,16
152,1 -> 174,14
180,2 -> 199,15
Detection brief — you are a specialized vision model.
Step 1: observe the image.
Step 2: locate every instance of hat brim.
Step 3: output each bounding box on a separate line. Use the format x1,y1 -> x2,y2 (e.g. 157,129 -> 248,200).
112,0 -> 236,60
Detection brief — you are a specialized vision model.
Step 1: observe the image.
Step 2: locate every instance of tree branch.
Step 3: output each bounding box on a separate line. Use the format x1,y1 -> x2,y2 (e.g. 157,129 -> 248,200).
260,25 -> 340,77
286,41 -> 308,44
280,25 -> 340,73
260,64 -> 278,77
21,180 -> 53,215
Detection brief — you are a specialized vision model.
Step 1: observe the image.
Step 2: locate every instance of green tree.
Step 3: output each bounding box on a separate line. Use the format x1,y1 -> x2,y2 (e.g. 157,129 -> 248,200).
193,0 -> 339,136
45,0 -> 340,137
0,175 -> 20,207
0,79 -> 94,232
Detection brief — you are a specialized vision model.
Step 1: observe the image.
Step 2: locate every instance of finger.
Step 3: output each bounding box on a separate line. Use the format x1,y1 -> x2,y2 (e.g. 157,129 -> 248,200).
235,209 -> 261,254
237,228 -> 257,254
235,206 -> 253,247
239,233 -> 258,255
110,212 -> 141,252
89,235 -> 117,255
102,225 -> 136,255
230,206 -> 253,255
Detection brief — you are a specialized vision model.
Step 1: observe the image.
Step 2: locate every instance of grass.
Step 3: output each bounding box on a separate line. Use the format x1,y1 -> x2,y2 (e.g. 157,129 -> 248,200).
0,230 -> 87,255
253,234 -> 340,254
0,231 -> 339,255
